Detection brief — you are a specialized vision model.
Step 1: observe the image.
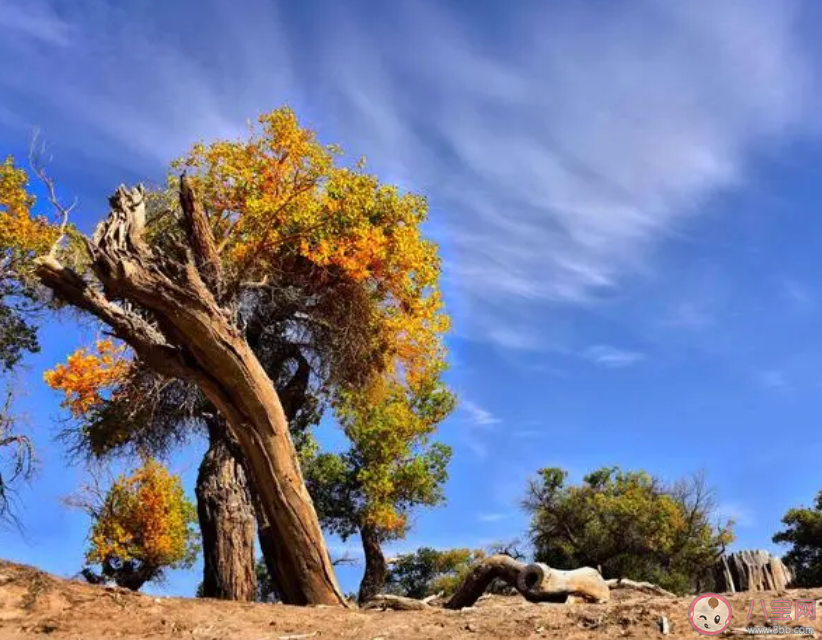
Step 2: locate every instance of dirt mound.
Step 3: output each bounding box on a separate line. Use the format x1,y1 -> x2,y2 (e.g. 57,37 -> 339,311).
1,559 -> 820,639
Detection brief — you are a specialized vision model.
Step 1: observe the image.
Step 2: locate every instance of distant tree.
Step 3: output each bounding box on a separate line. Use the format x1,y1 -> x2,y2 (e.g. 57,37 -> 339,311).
524,467 -> 733,594
773,491 -> 822,587
384,547 -> 485,599
73,458 -> 199,591
305,373 -> 454,602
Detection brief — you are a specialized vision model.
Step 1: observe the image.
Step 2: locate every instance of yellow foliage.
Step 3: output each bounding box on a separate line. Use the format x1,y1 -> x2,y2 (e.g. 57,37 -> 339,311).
87,458 -> 198,572
0,157 -> 59,270
173,107 -> 449,388
44,340 -> 131,417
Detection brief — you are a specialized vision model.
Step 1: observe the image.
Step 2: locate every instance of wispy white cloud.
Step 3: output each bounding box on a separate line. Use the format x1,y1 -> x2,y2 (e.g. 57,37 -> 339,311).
779,278 -> 817,314
664,300 -> 715,330
0,0 -> 816,347
582,345 -> 645,368
716,502 -> 755,528
460,399 -> 501,427
477,513 -> 508,523
457,398 -> 501,460
0,0 -> 72,46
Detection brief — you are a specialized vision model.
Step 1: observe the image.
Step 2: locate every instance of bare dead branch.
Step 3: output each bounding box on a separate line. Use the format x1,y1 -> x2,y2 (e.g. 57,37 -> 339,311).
28,130 -> 77,258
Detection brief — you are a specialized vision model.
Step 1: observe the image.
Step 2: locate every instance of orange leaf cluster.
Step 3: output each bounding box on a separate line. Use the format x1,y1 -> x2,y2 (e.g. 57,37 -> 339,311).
44,340 -> 131,417
0,157 -> 59,269
87,458 -> 198,571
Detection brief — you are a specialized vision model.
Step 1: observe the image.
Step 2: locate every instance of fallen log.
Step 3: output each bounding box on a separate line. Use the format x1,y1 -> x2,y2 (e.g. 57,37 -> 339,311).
604,578 -> 676,598
518,563 -> 610,604
445,556 -> 610,609
361,594 -> 431,611
445,555 -> 526,610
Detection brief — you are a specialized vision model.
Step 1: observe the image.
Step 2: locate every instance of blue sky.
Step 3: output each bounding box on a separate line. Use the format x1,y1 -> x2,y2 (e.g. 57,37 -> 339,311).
2,0 -> 822,597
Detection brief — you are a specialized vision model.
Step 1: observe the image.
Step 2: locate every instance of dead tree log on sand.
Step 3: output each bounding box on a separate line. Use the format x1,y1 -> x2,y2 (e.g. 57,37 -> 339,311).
445,555 -> 610,609
368,556 -> 678,611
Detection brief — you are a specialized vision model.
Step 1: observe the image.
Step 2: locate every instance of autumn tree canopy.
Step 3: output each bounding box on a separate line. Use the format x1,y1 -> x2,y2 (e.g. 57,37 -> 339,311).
524,467 -> 734,594
75,458 -> 199,591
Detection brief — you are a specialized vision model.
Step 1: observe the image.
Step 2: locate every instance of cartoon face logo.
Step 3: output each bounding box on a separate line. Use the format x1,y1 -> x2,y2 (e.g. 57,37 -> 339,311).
689,593 -> 732,635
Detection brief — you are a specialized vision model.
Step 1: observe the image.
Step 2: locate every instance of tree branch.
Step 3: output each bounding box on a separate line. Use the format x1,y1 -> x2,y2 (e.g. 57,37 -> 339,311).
179,174 -> 222,293
28,130 -> 77,258
34,256 -> 190,379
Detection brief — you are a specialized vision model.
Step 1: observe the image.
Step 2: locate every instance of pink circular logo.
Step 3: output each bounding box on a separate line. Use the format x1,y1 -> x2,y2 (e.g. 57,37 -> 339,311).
688,593 -> 733,635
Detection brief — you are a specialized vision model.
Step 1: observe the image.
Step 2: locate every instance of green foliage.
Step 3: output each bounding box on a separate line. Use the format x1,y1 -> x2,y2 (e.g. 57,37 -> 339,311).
385,547 -> 485,599
304,374 -> 454,542
773,491 -> 822,587
256,557 -> 280,603
524,466 -> 733,594
0,284 -> 38,373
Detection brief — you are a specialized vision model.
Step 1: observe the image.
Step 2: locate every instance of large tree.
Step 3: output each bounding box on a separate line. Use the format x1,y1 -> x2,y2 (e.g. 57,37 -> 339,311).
773,490 -> 822,587
28,108 -> 449,604
524,467 -> 734,594
305,373 -> 454,602
47,315 -> 322,602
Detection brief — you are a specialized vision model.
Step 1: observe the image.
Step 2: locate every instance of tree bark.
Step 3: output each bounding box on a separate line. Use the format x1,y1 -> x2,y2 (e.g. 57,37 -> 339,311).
358,525 -> 387,604
196,416 -> 257,602
445,555 -> 527,609
517,563 -> 610,604
251,479 -> 285,603
35,183 -> 345,606
445,556 -> 610,609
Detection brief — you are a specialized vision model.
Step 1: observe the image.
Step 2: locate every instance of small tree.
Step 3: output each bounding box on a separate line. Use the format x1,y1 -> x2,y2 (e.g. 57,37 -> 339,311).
385,547 -> 485,599
524,467 -> 733,594
74,458 -> 199,591
305,373 -> 454,602
773,491 -> 822,587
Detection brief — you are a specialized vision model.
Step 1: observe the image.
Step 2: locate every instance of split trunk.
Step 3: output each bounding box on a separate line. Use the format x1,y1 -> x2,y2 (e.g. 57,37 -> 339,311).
196,416 -> 257,601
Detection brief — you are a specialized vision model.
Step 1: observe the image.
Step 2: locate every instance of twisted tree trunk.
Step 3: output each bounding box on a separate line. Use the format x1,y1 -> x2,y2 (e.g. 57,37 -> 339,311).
445,556 -> 610,609
196,416 -> 257,601
358,524 -> 387,603
35,182 -> 345,605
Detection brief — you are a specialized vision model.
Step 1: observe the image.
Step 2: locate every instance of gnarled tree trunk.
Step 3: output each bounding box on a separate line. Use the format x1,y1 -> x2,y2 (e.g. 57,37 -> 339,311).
35,182 -> 345,605
445,555 -> 610,609
358,524 -> 387,603
196,415 -> 257,601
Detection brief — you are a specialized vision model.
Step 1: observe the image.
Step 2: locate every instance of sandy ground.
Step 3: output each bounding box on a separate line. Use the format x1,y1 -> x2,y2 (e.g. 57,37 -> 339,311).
2,559 -> 821,639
